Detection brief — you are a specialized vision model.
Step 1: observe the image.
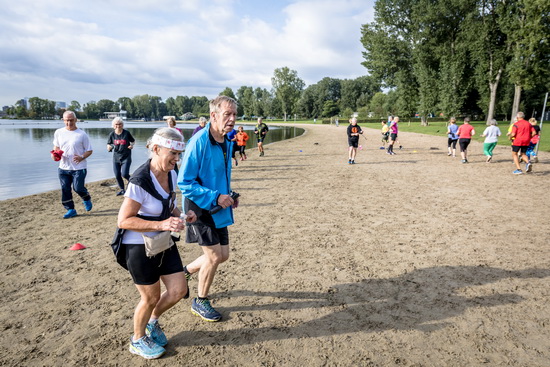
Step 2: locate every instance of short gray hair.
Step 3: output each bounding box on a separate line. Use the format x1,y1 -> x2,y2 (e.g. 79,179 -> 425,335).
489,119 -> 498,126
111,117 -> 124,128
209,95 -> 237,114
146,127 -> 183,157
517,111 -> 525,119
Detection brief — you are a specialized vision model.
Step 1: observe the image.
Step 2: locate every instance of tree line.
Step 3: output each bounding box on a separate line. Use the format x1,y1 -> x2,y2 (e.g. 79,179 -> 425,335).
4,67 -> 381,121
361,0 -> 550,124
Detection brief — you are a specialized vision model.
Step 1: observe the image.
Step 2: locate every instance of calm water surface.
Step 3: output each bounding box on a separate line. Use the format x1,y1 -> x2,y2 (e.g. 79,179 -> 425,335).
0,120 -> 303,200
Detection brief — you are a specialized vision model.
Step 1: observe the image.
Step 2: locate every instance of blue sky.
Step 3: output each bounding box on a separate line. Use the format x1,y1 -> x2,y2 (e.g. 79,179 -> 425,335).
0,0 -> 375,107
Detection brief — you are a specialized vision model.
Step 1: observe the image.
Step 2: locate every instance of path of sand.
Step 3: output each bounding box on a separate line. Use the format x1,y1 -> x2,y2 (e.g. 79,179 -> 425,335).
1,124 -> 549,366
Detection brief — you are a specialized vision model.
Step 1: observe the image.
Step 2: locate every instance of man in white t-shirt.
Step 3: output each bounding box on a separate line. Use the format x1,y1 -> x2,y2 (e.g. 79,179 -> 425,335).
51,111 -> 93,218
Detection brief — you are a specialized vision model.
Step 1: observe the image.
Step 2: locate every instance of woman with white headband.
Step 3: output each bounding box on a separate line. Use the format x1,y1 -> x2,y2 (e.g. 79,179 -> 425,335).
116,127 -> 196,359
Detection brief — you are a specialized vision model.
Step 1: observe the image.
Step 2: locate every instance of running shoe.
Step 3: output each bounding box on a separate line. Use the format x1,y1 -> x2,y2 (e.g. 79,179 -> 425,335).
116,190 -> 125,196
191,298 -> 222,322
532,156 -> 538,163
513,169 -> 523,175
129,335 -> 165,359
260,151 -> 264,157
461,159 -> 467,164
380,146 -> 385,150
399,145 -> 403,150
83,200 -> 93,211
146,320 -> 167,347
63,209 -> 77,219
526,162 -> 533,173
351,160 -> 355,164
348,159 -> 352,164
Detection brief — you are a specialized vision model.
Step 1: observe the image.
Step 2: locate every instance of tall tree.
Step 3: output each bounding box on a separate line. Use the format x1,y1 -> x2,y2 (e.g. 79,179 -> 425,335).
504,0 -> 550,121
271,67 -> 305,121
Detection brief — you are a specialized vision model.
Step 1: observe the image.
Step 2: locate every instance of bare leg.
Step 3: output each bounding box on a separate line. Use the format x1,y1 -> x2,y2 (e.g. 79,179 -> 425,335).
150,272 -> 187,319
133,282 -> 161,339
186,245 -> 229,298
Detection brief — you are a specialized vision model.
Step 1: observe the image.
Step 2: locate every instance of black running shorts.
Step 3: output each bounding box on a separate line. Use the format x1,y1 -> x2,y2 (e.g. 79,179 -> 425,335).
459,138 -> 471,152
348,138 -> 359,148
512,145 -> 528,153
125,243 -> 183,285
186,224 -> 229,246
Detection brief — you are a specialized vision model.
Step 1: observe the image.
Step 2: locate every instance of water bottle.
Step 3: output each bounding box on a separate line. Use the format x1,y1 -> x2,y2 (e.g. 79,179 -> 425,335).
171,213 -> 188,239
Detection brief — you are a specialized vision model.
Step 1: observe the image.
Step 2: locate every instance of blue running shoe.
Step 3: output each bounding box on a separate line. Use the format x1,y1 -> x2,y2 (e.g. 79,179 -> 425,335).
513,169 -> 523,175
83,200 -> 93,211
191,297 -> 221,322
129,335 -> 165,359
63,209 -> 77,219
146,320 -> 167,347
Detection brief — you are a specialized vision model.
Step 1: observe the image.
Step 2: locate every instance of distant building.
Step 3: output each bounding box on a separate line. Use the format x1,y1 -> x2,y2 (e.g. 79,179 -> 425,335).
55,101 -> 67,109
101,110 -> 127,120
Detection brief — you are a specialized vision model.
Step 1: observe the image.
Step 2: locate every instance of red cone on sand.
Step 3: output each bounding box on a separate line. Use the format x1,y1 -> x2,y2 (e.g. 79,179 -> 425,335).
69,243 -> 86,251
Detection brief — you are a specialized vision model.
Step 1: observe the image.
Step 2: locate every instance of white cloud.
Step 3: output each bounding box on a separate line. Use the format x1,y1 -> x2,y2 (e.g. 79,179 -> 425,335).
0,0 -> 375,106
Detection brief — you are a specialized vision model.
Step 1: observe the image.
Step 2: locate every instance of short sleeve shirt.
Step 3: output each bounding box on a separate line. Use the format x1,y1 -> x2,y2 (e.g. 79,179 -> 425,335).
512,119 -> 534,146
53,128 -> 93,170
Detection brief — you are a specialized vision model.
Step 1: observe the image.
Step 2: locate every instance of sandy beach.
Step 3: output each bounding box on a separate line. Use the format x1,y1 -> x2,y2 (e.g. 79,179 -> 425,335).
1,123 -> 549,366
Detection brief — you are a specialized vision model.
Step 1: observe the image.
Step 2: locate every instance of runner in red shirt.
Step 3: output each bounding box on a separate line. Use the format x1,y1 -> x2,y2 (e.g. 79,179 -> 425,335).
510,111 -> 535,174
457,117 -> 475,163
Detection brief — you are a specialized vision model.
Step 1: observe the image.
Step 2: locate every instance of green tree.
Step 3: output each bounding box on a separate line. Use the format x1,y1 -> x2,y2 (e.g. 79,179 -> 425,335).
68,100 -> 81,112
83,101 -> 99,119
117,97 -> 134,118
322,100 -> 339,118
236,86 -> 254,118
271,67 -> 305,121
220,87 -> 236,100
503,0 -> 550,120
369,92 -> 388,118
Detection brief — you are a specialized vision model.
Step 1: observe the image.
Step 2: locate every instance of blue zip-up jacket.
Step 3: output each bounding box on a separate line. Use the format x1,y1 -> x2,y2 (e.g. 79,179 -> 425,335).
178,123 -> 234,228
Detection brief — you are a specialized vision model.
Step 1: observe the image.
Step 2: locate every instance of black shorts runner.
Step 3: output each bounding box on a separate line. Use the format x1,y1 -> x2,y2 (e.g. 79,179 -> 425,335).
125,243 -> 183,285
186,224 -> 229,246
512,145 -> 528,153
348,138 -> 359,148
459,138 -> 471,152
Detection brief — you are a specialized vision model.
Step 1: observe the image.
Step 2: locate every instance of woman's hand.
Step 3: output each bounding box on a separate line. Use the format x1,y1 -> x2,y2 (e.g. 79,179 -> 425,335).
161,216 -> 185,232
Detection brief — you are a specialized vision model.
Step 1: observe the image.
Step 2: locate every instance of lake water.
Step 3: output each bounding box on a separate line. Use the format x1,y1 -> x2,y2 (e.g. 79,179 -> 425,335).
0,120 -> 303,200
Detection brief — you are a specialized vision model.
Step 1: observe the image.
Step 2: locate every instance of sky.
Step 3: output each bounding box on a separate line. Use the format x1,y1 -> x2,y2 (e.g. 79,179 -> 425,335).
0,0 -> 375,107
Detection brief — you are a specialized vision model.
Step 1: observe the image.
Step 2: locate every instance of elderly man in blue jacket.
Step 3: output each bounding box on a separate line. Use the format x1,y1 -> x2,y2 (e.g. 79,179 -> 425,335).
178,95 -> 239,322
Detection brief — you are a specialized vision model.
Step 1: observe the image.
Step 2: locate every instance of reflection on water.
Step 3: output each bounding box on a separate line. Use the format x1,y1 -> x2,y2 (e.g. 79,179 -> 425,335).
0,120 -> 303,200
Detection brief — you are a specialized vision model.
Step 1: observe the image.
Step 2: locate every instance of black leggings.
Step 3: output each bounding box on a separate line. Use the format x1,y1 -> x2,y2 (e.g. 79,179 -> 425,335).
113,158 -> 131,190
448,138 -> 458,149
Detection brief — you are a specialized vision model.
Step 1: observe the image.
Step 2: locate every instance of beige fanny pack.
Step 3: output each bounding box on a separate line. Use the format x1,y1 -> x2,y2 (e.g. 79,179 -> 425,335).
142,231 -> 175,257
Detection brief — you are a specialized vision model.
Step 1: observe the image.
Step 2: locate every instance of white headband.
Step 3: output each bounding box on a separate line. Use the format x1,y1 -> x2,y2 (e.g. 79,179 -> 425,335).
151,134 -> 185,151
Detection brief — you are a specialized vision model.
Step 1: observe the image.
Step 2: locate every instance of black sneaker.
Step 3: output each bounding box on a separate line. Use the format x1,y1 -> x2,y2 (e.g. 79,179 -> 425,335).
116,190 -> 125,196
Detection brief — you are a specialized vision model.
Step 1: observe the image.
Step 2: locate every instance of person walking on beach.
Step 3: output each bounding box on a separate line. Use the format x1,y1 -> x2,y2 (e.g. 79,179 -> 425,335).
236,125 -> 249,161
51,111 -> 93,219
510,112 -> 535,174
178,95 -> 240,322
227,127 -> 239,166
481,119 -> 501,163
117,127 -> 197,359
107,117 -> 135,195
457,117 -> 475,163
526,118 -> 541,163
254,117 -> 269,156
387,116 -> 399,155
446,117 -> 459,157
192,117 -> 207,136
347,117 -> 363,164
166,116 -> 182,135
380,120 -> 389,149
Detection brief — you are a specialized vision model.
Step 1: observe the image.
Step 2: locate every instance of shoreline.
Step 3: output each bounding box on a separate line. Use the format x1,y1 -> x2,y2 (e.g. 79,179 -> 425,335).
1,124 -> 549,366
